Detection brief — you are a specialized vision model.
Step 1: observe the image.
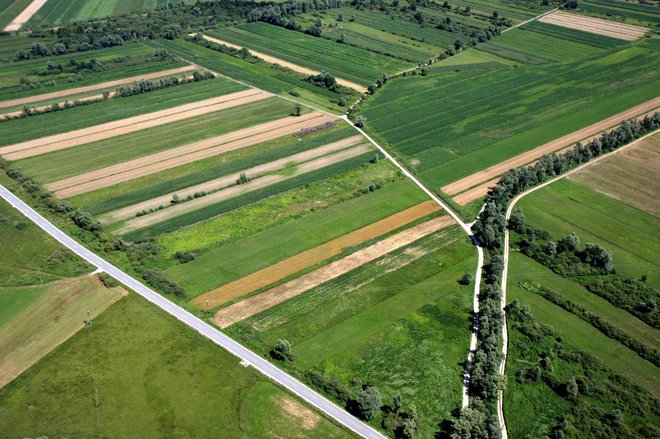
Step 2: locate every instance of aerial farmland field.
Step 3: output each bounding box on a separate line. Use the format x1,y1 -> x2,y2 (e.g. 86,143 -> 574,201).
0,0 -> 658,438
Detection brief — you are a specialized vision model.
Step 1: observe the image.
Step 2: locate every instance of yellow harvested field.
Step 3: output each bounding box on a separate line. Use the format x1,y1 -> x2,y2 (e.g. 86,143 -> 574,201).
115,144 -> 371,234
538,10 -> 647,41
0,276 -> 126,389
0,89 -> 271,160
443,98 -> 660,204
0,65 -> 198,110
101,135 -> 365,223
198,34 -> 368,93
213,216 -> 452,328
193,200 -> 443,310
50,113 -> 334,198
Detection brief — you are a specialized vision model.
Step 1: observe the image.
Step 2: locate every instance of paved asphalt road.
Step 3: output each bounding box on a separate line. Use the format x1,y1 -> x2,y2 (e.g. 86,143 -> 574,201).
0,184 -> 386,439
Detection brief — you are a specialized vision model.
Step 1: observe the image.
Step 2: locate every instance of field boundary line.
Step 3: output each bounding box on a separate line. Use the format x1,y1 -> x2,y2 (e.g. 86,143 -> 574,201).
0,184 -> 386,439
3,0 -> 49,31
341,115 -> 484,408
498,128 -> 660,439
501,7 -> 559,33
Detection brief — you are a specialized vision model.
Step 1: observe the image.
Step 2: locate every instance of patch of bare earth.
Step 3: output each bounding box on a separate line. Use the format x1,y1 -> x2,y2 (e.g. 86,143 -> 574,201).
4,0 -> 49,31
212,216 -> 452,327
443,98 -> 660,204
0,66 -> 198,110
116,144 -> 371,234
101,135 -> 364,223
197,34 -> 368,93
193,200 -> 443,309
538,10 -> 648,41
0,89 -> 270,160
49,112 -> 331,198
273,395 -> 320,430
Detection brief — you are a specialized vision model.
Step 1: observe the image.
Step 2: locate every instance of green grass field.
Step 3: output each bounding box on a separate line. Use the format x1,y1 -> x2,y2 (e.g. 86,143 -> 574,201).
14,96 -> 288,183
0,77 -> 246,146
25,0 -> 196,27
360,39 -> 659,189
516,178 -> 660,289
0,198 -> 90,286
165,179 -> 428,297
579,0 -> 660,27
0,283 -> 44,327
149,38 -> 350,113
209,23 -> 411,86
0,294 -> 352,438
0,43 -> 186,101
228,227 -> 477,437
508,252 -> 659,395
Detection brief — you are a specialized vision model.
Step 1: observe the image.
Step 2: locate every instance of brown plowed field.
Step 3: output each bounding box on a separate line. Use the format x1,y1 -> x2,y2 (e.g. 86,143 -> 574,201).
51,113 -> 333,198
102,135 -> 365,223
0,66 -> 198,110
569,134 -> 660,218
443,98 -> 660,204
192,200 -> 443,310
0,89 -> 270,160
116,144 -> 371,234
538,10 -> 647,41
198,34 -> 368,93
213,216 -> 452,327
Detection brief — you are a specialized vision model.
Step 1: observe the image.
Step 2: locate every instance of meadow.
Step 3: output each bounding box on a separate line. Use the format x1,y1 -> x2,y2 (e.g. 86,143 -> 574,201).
25,0 -> 196,27
516,178 -> 660,289
0,294 -> 352,438
360,39 -> 659,190
507,252 -> 659,395
0,197 -> 90,286
149,38 -> 351,113
208,23 -> 411,86
166,179 -> 428,297
227,227 -> 477,437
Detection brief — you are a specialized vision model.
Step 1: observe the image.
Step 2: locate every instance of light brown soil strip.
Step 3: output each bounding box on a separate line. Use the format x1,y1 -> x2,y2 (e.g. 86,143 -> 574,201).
453,178 -> 500,206
213,216 -> 452,327
192,200 -> 442,309
0,275 -> 126,389
442,98 -> 660,199
0,66 -> 198,110
101,135 -> 365,223
198,34 -> 368,93
3,0 -> 49,32
0,89 -> 269,160
51,113 -> 334,198
538,10 -> 647,41
115,144 -> 371,234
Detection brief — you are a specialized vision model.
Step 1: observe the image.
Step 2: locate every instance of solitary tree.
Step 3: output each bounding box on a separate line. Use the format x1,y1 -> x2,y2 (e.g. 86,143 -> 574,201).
355,116 -> 367,127
294,103 -> 302,116
270,339 -> 295,361
355,386 -> 381,420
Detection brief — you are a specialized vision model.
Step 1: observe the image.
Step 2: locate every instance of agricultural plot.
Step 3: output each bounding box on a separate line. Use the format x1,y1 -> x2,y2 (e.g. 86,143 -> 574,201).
1,0 -> 45,31
226,226 -> 477,437
578,0 -> 660,27
538,9 -> 648,40
360,39 -> 660,197
0,294 -> 353,438
478,21 -> 623,65
208,23 -> 411,86
25,0 -> 196,28
516,178 -> 660,289
0,43 -> 187,103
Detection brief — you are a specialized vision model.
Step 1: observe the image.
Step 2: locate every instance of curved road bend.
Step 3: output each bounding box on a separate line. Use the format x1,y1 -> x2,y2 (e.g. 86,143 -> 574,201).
0,184 -> 386,439
344,117 -> 484,409
498,129 -> 660,439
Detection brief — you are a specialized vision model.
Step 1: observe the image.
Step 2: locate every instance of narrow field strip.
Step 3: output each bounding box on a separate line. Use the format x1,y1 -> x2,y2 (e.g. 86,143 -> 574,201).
197,34 -> 368,93
0,65 -> 198,110
443,98 -> 660,203
213,217 -> 453,328
50,113 -> 333,198
0,89 -> 269,160
192,200 -> 443,310
101,135 -> 365,223
116,144 -> 371,234
0,276 -> 126,389
538,10 -> 647,40
3,0 -> 48,31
